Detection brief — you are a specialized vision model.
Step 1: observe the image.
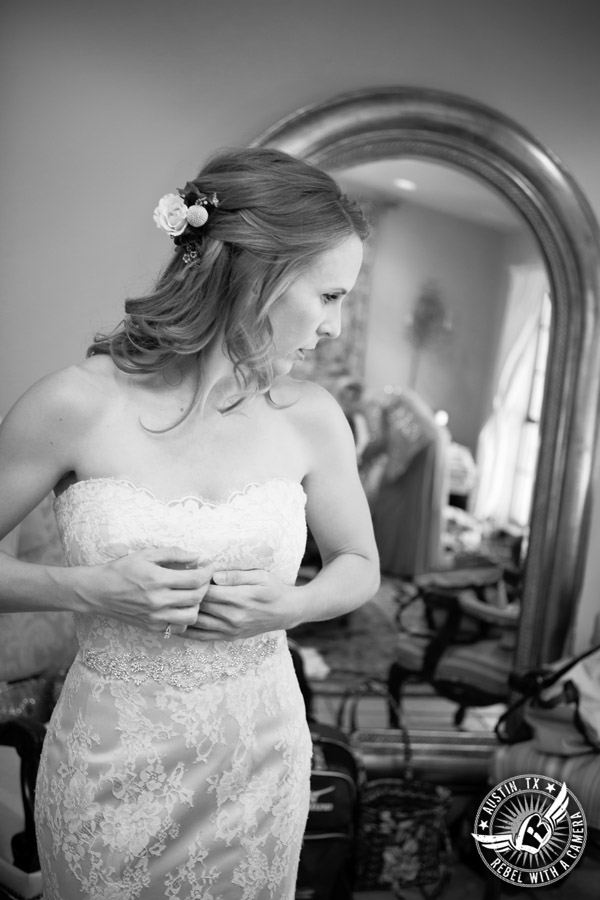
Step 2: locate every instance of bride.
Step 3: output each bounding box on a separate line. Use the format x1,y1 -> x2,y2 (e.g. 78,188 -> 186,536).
0,147 -> 379,899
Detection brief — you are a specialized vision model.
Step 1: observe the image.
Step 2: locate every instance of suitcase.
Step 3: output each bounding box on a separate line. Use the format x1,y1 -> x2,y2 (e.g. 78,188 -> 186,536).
337,679 -> 497,788
335,682 -> 456,896
355,727 -> 498,786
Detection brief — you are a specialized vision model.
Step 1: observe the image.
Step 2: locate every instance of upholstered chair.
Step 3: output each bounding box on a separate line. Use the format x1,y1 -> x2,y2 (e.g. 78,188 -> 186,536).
387,567 -> 519,728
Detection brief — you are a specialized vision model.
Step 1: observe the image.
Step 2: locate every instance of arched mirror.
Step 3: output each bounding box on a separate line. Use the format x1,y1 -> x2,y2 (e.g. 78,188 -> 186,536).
307,157 -> 549,531
253,88 -> 600,690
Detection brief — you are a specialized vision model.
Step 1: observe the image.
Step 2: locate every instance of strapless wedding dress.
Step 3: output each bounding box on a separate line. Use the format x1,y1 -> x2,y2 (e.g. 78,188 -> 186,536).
35,477 -> 312,900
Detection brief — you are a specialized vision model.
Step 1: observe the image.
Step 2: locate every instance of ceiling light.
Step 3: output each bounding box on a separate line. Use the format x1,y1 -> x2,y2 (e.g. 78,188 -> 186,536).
394,178 -> 417,191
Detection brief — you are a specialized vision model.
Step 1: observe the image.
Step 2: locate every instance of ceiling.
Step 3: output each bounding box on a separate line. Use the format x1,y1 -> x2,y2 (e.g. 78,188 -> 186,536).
336,157 -> 525,232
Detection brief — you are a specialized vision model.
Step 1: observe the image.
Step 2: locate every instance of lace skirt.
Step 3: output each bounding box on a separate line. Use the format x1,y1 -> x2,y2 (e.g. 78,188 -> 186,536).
35,638 -> 312,900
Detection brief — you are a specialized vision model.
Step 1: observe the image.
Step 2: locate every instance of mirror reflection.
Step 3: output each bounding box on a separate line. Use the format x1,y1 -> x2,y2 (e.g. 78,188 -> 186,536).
291,158 -> 551,733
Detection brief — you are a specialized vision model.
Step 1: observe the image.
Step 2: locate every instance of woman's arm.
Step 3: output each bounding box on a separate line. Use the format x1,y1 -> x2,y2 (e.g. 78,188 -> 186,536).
289,383 -> 381,623
0,371 -> 211,634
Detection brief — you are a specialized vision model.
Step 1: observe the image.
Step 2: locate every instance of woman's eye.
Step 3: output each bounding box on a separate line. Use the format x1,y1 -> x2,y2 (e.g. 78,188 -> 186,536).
322,293 -> 342,304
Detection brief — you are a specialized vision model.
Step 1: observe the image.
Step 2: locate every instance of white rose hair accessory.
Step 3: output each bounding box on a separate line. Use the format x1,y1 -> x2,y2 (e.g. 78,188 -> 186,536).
153,182 -> 220,263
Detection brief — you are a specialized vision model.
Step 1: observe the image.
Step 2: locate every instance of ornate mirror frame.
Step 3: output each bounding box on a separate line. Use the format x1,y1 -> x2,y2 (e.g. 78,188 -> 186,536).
253,87 -> 600,673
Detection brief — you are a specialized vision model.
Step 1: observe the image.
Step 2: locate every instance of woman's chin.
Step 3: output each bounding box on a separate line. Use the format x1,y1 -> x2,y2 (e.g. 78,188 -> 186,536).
272,357 -> 295,377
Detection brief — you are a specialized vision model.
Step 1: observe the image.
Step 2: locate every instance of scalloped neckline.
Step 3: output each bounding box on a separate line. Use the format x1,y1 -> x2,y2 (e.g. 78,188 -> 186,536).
54,476 -> 306,509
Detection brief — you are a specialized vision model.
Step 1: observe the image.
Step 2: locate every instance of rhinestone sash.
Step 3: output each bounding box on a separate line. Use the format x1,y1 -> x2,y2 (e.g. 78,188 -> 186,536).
80,636 -> 281,691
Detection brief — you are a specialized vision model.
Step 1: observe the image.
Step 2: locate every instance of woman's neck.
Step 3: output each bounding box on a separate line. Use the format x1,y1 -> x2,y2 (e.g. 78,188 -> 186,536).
193,339 -> 244,417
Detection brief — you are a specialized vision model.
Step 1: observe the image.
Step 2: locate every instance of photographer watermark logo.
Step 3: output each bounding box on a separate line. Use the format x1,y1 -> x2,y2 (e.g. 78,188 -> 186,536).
472,774 -> 587,887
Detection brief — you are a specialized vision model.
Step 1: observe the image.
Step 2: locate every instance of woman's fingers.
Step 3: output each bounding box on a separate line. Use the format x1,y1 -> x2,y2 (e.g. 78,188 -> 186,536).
149,592 -> 206,634
187,611 -> 233,639
143,548 -> 215,589
161,604 -> 201,632
157,582 -> 213,627
142,546 -> 202,567
101,548 -> 222,636
103,550 -> 214,633
160,565 -> 215,591
212,568 -> 263,586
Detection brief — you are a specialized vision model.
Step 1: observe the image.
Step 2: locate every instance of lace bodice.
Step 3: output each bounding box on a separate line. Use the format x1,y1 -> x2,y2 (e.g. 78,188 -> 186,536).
53,477 -> 308,687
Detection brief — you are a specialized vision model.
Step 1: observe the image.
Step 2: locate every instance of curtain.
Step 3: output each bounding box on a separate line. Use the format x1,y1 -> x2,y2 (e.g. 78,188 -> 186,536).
472,265 -> 549,526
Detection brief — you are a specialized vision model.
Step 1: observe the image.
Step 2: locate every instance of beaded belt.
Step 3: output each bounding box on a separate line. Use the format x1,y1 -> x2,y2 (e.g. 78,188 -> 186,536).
80,637 -> 281,692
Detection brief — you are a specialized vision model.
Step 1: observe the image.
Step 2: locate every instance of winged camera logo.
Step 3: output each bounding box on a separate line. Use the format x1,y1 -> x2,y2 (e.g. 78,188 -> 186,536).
472,775 -> 587,887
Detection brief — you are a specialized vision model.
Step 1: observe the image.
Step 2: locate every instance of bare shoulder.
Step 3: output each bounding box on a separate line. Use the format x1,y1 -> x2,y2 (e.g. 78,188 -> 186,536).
273,376 -> 344,425
272,377 -> 355,465
0,357 -> 118,526
1,355 -> 113,440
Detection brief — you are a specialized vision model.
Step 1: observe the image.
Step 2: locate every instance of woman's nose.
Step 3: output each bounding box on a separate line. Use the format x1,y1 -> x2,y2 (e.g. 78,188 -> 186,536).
318,306 -> 342,340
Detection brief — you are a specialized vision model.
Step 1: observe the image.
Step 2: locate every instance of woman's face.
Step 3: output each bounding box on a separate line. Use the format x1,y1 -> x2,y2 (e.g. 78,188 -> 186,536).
269,235 -> 364,376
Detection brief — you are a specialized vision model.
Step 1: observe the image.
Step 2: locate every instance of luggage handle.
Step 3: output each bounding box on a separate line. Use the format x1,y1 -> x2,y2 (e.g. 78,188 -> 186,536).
336,679 -> 413,772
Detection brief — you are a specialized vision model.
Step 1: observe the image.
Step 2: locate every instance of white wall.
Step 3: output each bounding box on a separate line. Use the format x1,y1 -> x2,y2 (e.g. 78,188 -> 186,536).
2,0 -> 600,646
363,201 -> 515,453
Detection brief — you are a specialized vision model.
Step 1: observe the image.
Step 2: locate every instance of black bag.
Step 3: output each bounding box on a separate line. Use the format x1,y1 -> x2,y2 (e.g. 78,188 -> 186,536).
295,721 -> 363,900
495,641 -> 600,749
339,682 -> 453,899
0,716 -> 47,873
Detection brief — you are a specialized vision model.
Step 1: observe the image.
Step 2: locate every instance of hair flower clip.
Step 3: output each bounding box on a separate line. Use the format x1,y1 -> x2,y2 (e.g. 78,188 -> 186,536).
153,193 -> 188,237
153,182 -> 220,263
186,205 -> 209,228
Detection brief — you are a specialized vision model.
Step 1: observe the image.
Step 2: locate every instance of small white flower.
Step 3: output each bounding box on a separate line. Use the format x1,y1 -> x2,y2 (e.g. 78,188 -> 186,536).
186,204 -> 209,228
153,193 -> 188,237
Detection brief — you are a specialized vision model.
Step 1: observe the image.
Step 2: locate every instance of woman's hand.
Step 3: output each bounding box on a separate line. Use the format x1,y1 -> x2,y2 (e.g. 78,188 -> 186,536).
184,569 -> 296,641
71,547 -> 214,636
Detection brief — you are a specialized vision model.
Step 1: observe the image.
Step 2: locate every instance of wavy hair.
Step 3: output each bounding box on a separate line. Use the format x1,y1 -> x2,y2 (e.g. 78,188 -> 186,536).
88,147 -> 370,419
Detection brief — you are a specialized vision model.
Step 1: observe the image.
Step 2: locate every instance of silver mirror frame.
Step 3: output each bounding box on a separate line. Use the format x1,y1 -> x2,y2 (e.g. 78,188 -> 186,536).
253,87 -> 600,672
